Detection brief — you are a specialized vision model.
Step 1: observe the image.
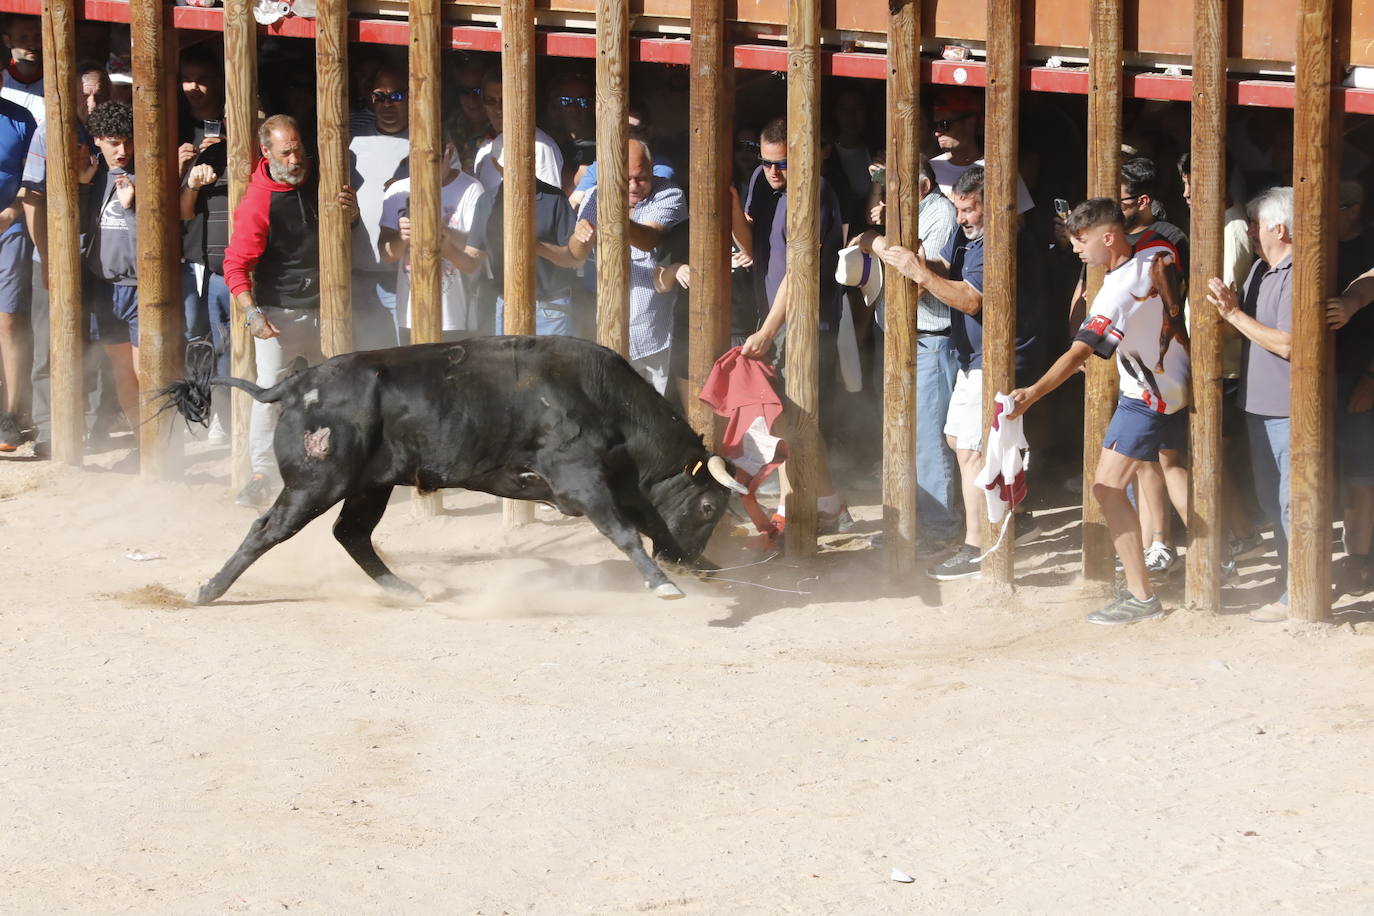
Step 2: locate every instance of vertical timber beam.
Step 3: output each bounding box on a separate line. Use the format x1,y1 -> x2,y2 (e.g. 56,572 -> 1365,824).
409,0 -> 444,516
224,0 -> 257,490
316,0 -> 352,357
883,0 -> 920,572
595,0 -> 630,356
981,0 -> 1020,586
131,0 -> 181,477
686,0 -> 731,441
783,0 -> 821,557
502,0 -> 536,527
1082,0 -> 1123,581
39,0 -> 82,465
1185,0 -> 1227,611
1289,0 -> 1338,622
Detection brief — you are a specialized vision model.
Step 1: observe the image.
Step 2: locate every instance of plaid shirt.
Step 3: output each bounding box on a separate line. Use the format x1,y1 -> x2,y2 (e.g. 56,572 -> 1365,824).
579,180 -> 688,360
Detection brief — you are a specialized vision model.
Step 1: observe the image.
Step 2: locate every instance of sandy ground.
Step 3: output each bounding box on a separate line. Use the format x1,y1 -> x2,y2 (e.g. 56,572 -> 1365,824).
3,436 -> 1374,914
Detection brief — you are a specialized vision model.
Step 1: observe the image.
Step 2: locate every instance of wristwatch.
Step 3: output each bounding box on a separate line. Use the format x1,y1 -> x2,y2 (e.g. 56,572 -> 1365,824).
244,307 -> 263,328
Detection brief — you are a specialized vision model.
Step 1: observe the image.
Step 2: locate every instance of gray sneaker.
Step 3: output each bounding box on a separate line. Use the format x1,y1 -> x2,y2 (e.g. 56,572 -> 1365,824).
1087,593 -> 1164,626
927,544 -> 982,581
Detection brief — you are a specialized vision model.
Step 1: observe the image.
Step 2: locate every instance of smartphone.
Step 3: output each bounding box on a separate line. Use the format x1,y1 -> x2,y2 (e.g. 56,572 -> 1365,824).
203,119 -> 222,139
870,166 -> 887,187
1053,197 -> 1070,220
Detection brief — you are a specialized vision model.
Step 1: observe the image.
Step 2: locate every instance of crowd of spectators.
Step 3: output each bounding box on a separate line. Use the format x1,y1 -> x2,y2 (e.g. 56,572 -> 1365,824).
0,15 -> 1371,624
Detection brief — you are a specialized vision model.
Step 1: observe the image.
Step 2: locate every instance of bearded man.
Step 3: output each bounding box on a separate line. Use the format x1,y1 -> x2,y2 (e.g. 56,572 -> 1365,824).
223,114 -> 359,508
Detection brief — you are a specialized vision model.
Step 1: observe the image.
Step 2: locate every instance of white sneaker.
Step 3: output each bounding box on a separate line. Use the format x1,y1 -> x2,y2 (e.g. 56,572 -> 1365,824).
207,414 -> 228,445
1144,541 -> 1176,576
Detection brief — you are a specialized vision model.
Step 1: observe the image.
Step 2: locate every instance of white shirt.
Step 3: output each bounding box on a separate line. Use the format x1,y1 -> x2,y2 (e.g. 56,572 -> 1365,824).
473,127 -> 564,192
348,111 -> 410,273
379,171 -> 484,331
2,69 -> 43,122
931,154 -> 1034,214
1075,247 -> 1191,415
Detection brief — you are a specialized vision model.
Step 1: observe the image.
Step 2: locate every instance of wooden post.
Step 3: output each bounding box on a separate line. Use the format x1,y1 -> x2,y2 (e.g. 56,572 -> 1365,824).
1289,0 -> 1338,622
981,0 -> 1020,586
686,0 -> 731,441
595,0 -> 630,356
224,0 -> 257,490
39,0 -> 83,465
409,0 -> 444,516
131,0 -> 181,477
783,0 -> 821,557
316,0 -> 352,357
1082,0 -> 1123,581
501,0 -> 536,527
1185,0 -> 1227,612
882,0 -> 920,572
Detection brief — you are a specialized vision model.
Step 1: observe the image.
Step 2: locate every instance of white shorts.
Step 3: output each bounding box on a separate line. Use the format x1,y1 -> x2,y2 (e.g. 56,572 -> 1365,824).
943,368 -> 983,452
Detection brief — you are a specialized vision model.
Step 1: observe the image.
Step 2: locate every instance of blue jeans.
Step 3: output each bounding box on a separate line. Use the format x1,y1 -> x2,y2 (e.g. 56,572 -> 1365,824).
351,272 -> 400,351
495,298 -> 574,337
1246,412 -> 1290,603
181,262 -> 231,376
874,327 -> 961,540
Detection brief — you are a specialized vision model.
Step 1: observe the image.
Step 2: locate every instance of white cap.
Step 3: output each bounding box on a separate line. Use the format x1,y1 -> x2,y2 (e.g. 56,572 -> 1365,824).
835,244 -> 883,307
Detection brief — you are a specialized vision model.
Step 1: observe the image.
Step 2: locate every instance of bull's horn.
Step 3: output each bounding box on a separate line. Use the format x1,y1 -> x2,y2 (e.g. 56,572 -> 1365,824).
707,455 -> 748,494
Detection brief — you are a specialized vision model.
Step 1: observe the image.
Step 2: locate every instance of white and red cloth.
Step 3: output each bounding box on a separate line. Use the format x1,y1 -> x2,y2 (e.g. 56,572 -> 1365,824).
974,393 -> 1030,528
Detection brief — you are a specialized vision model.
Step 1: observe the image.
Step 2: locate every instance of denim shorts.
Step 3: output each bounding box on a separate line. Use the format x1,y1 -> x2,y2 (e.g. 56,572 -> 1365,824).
1103,395 -> 1188,461
88,277 -> 140,347
0,228 -> 32,315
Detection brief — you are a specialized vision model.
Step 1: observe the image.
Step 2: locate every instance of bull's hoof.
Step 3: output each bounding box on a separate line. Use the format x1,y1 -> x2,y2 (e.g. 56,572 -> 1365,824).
652,582 -> 686,600
186,584 -> 213,606
379,575 -> 423,599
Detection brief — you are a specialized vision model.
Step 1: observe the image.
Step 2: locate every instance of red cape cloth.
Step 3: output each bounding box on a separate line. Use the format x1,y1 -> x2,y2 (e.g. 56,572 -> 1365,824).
697,347 -> 784,459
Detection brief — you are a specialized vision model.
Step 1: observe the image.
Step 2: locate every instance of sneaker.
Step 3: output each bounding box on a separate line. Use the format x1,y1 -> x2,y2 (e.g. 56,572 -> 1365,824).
30,439 -> 50,460
1013,512 -> 1041,546
1144,542 -> 1177,576
1087,592 -> 1164,625
206,414 -> 228,446
927,543 -> 982,581
236,473 -> 273,509
1227,532 -> 1264,562
818,506 -> 855,535
1247,600 -> 1288,624
0,411 -> 21,452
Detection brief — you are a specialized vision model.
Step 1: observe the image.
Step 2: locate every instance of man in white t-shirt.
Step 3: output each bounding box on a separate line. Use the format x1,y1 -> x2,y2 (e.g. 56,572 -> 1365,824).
348,65 -> 411,350
1007,197 -> 1191,627
378,124 -> 485,344
470,68 -> 563,193
0,15 -> 42,122
929,89 -> 1033,214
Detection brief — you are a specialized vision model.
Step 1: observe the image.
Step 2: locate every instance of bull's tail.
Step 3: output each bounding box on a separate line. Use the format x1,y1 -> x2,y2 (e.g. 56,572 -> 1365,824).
154,341 -> 290,429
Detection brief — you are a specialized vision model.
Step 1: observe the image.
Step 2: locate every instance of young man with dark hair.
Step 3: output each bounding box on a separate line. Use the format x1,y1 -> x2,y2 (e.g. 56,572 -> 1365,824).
1007,197 -> 1191,625
79,101 -> 141,439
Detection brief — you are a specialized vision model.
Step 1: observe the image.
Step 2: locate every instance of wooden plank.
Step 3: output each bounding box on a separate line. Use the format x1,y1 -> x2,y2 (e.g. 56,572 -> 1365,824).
1184,0 -> 1226,612
1288,0 -> 1337,623
882,0 -> 920,572
131,0 -> 181,477
980,0 -> 1019,585
408,0 -> 443,347
39,0 -> 83,465
782,0 -> 820,557
501,0 -> 536,527
595,0 -> 630,356
685,0 -> 731,442
223,0 -> 257,490
316,0 -> 353,357
1081,0 -> 1122,582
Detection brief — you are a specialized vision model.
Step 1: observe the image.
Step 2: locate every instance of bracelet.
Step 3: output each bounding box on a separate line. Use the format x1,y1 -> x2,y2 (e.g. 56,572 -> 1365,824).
244,307 -> 263,328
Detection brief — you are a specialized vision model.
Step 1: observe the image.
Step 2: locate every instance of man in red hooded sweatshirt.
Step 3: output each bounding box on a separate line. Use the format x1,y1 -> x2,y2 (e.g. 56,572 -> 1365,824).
223,114 -> 358,508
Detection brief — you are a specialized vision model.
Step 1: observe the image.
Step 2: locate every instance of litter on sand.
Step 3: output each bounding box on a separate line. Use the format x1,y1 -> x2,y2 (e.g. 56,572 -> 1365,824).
890,868 -> 915,883
124,550 -> 165,562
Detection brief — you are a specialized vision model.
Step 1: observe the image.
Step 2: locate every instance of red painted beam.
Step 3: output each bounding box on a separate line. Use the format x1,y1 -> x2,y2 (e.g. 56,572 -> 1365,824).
2,0 -> 1371,113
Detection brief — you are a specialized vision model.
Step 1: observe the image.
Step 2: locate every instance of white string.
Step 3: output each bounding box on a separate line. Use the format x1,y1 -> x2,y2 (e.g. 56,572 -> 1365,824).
705,575 -> 813,596
970,512 -> 1015,565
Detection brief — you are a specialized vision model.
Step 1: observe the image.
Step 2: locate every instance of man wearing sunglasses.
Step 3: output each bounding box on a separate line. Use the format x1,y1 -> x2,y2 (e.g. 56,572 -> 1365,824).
471,68 -> 564,194
346,65 -> 411,351
545,72 -> 596,191
929,90 -> 1033,214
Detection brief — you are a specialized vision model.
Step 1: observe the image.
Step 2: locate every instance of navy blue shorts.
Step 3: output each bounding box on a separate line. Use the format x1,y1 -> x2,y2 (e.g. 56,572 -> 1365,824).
1338,379 -> 1374,486
88,277 -> 139,347
1104,395 -> 1188,461
0,229 -> 33,315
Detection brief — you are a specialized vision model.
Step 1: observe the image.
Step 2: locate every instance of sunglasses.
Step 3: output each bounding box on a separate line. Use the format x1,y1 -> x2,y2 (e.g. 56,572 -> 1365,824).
1119,195 -> 1142,204
558,95 -> 592,109
933,113 -> 973,132
371,89 -> 406,104
736,139 -> 760,152
458,85 -> 482,97
760,157 -> 787,171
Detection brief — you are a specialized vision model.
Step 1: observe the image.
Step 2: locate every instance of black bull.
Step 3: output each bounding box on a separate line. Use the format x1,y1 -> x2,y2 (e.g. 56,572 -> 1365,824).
160,336 -> 748,604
